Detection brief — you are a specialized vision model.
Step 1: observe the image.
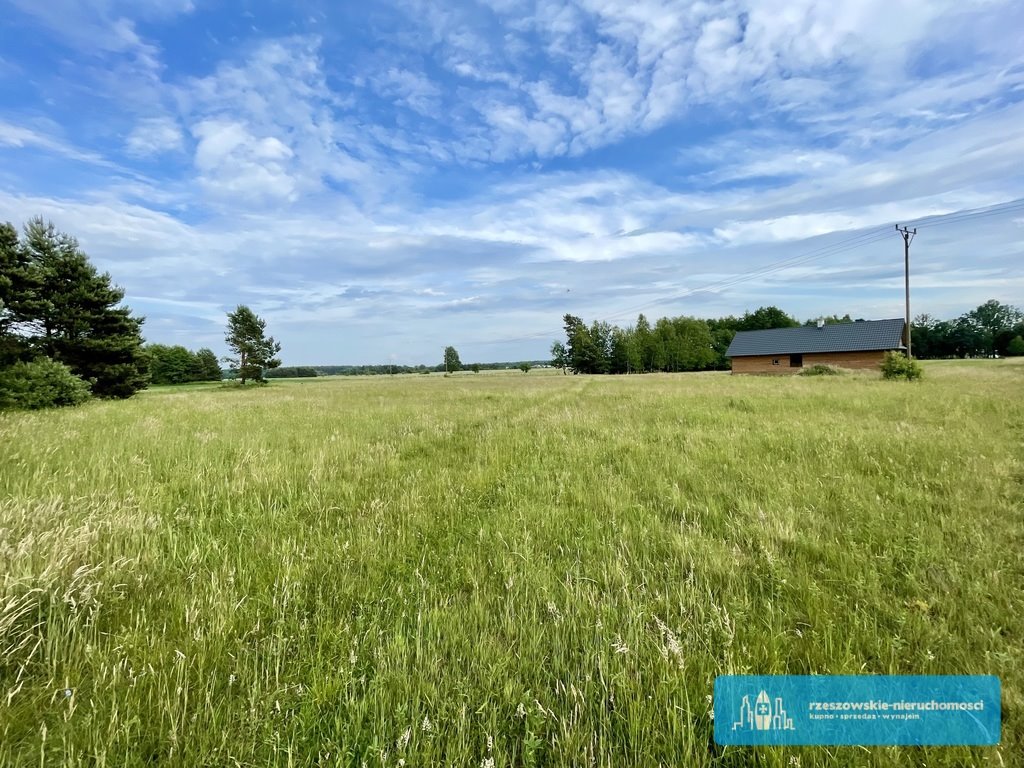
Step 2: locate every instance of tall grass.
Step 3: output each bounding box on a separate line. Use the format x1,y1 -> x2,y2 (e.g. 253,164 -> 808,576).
1,361 -> 1022,766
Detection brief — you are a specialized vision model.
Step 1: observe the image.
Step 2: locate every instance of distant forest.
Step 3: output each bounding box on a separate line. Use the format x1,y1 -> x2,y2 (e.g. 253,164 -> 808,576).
148,300 -> 1023,383
550,301 -> 1024,375
263,361 -> 549,378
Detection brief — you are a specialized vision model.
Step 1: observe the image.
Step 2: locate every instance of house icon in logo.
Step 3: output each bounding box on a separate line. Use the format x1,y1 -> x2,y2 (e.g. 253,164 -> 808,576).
733,690 -> 795,731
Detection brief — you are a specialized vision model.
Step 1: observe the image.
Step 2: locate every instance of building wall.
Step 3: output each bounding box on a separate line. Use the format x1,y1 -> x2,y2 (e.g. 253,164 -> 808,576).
730,350 -> 888,374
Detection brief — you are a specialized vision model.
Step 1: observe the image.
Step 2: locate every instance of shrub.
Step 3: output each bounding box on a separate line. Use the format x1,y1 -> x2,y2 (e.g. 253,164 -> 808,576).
1008,335 -> 1024,357
0,358 -> 92,410
881,351 -> 923,381
800,364 -> 842,376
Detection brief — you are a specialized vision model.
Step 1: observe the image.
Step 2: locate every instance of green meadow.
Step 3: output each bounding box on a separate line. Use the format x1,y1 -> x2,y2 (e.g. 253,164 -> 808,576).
1,361 -> 1022,767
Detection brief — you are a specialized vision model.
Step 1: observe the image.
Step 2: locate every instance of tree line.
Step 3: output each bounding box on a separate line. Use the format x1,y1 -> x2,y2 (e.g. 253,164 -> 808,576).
3,216 -> 1020,408
142,307 -> 282,386
146,345 -> 222,385
265,360 -> 550,377
150,307 -> 283,385
551,306 -> 799,375
550,301 -> 1024,375
1,217 -> 285,409
912,301 -> 1024,358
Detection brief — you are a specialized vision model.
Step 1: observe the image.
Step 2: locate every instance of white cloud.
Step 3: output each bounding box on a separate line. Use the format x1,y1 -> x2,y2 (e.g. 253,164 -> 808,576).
375,67 -> 442,115
125,117 -> 185,156
190,120 -> 297,202
175,37 -> 388,207
382,0 -> 1023,161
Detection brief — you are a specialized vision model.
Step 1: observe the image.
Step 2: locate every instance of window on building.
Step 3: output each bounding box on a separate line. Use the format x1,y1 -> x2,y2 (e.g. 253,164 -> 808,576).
790,354 -> 803,367
772,358 -> 780,365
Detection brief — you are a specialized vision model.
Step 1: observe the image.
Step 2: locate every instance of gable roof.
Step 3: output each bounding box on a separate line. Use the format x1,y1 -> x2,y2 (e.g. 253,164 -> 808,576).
726,319 -> 906,357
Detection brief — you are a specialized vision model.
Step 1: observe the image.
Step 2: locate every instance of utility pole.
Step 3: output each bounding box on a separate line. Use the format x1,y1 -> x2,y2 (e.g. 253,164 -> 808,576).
896,225 -> 916,358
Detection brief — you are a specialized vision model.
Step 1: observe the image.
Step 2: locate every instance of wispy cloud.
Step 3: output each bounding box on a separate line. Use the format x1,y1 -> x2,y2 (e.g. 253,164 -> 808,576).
0,121 -> 117,167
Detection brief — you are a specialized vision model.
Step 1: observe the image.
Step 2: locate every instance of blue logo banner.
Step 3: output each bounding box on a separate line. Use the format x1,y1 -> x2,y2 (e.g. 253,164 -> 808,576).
714,675 -> 1000,746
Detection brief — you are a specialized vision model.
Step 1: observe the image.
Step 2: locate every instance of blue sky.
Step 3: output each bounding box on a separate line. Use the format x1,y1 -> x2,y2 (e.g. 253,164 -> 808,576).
1,0 -> 1023,365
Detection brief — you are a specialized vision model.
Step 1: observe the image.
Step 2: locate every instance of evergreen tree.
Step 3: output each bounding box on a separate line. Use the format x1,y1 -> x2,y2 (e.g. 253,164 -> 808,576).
224,305 -> 281,384
0,222 -> 31,366
3,218 -> 148,398
563,314 -> 601,373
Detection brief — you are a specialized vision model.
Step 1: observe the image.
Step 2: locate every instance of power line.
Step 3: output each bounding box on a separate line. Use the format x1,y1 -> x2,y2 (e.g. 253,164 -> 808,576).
906,198 -> 1024,229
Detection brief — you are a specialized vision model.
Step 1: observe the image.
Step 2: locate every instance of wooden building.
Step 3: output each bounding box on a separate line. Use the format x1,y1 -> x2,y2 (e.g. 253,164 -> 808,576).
726,318 -> 906,374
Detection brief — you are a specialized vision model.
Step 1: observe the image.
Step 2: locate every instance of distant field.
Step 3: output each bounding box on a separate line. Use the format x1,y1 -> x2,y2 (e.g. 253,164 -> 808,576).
1,361 -> 1022,766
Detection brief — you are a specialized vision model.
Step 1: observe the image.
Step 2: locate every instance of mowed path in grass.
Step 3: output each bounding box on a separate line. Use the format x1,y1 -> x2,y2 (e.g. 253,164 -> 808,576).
1,361 -> 1022,767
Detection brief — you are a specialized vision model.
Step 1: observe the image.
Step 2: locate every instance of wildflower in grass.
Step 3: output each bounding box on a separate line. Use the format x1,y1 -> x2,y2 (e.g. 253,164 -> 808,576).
546,601 -> 562,622
515,703 -> 526,719
653,618 -> 685,669
788,757 -> 801,767
397,727 -> 411,750
612,636 -> 629,654
421,715 -> 433,733
480,759 -> 495,768
64,689 -> 72,698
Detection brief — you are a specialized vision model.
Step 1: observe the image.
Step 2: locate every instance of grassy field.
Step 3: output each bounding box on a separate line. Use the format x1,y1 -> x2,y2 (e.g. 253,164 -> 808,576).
1,361 -> 1022,767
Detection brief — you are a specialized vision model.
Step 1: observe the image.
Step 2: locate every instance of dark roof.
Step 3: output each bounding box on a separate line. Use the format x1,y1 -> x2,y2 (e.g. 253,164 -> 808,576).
726,319 -> 906,357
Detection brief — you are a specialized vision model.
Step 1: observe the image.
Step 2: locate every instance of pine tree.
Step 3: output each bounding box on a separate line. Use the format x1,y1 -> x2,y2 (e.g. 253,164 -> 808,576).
2,218 -> 148,398
0,222 -> 31,366
224,305 -> 281,385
